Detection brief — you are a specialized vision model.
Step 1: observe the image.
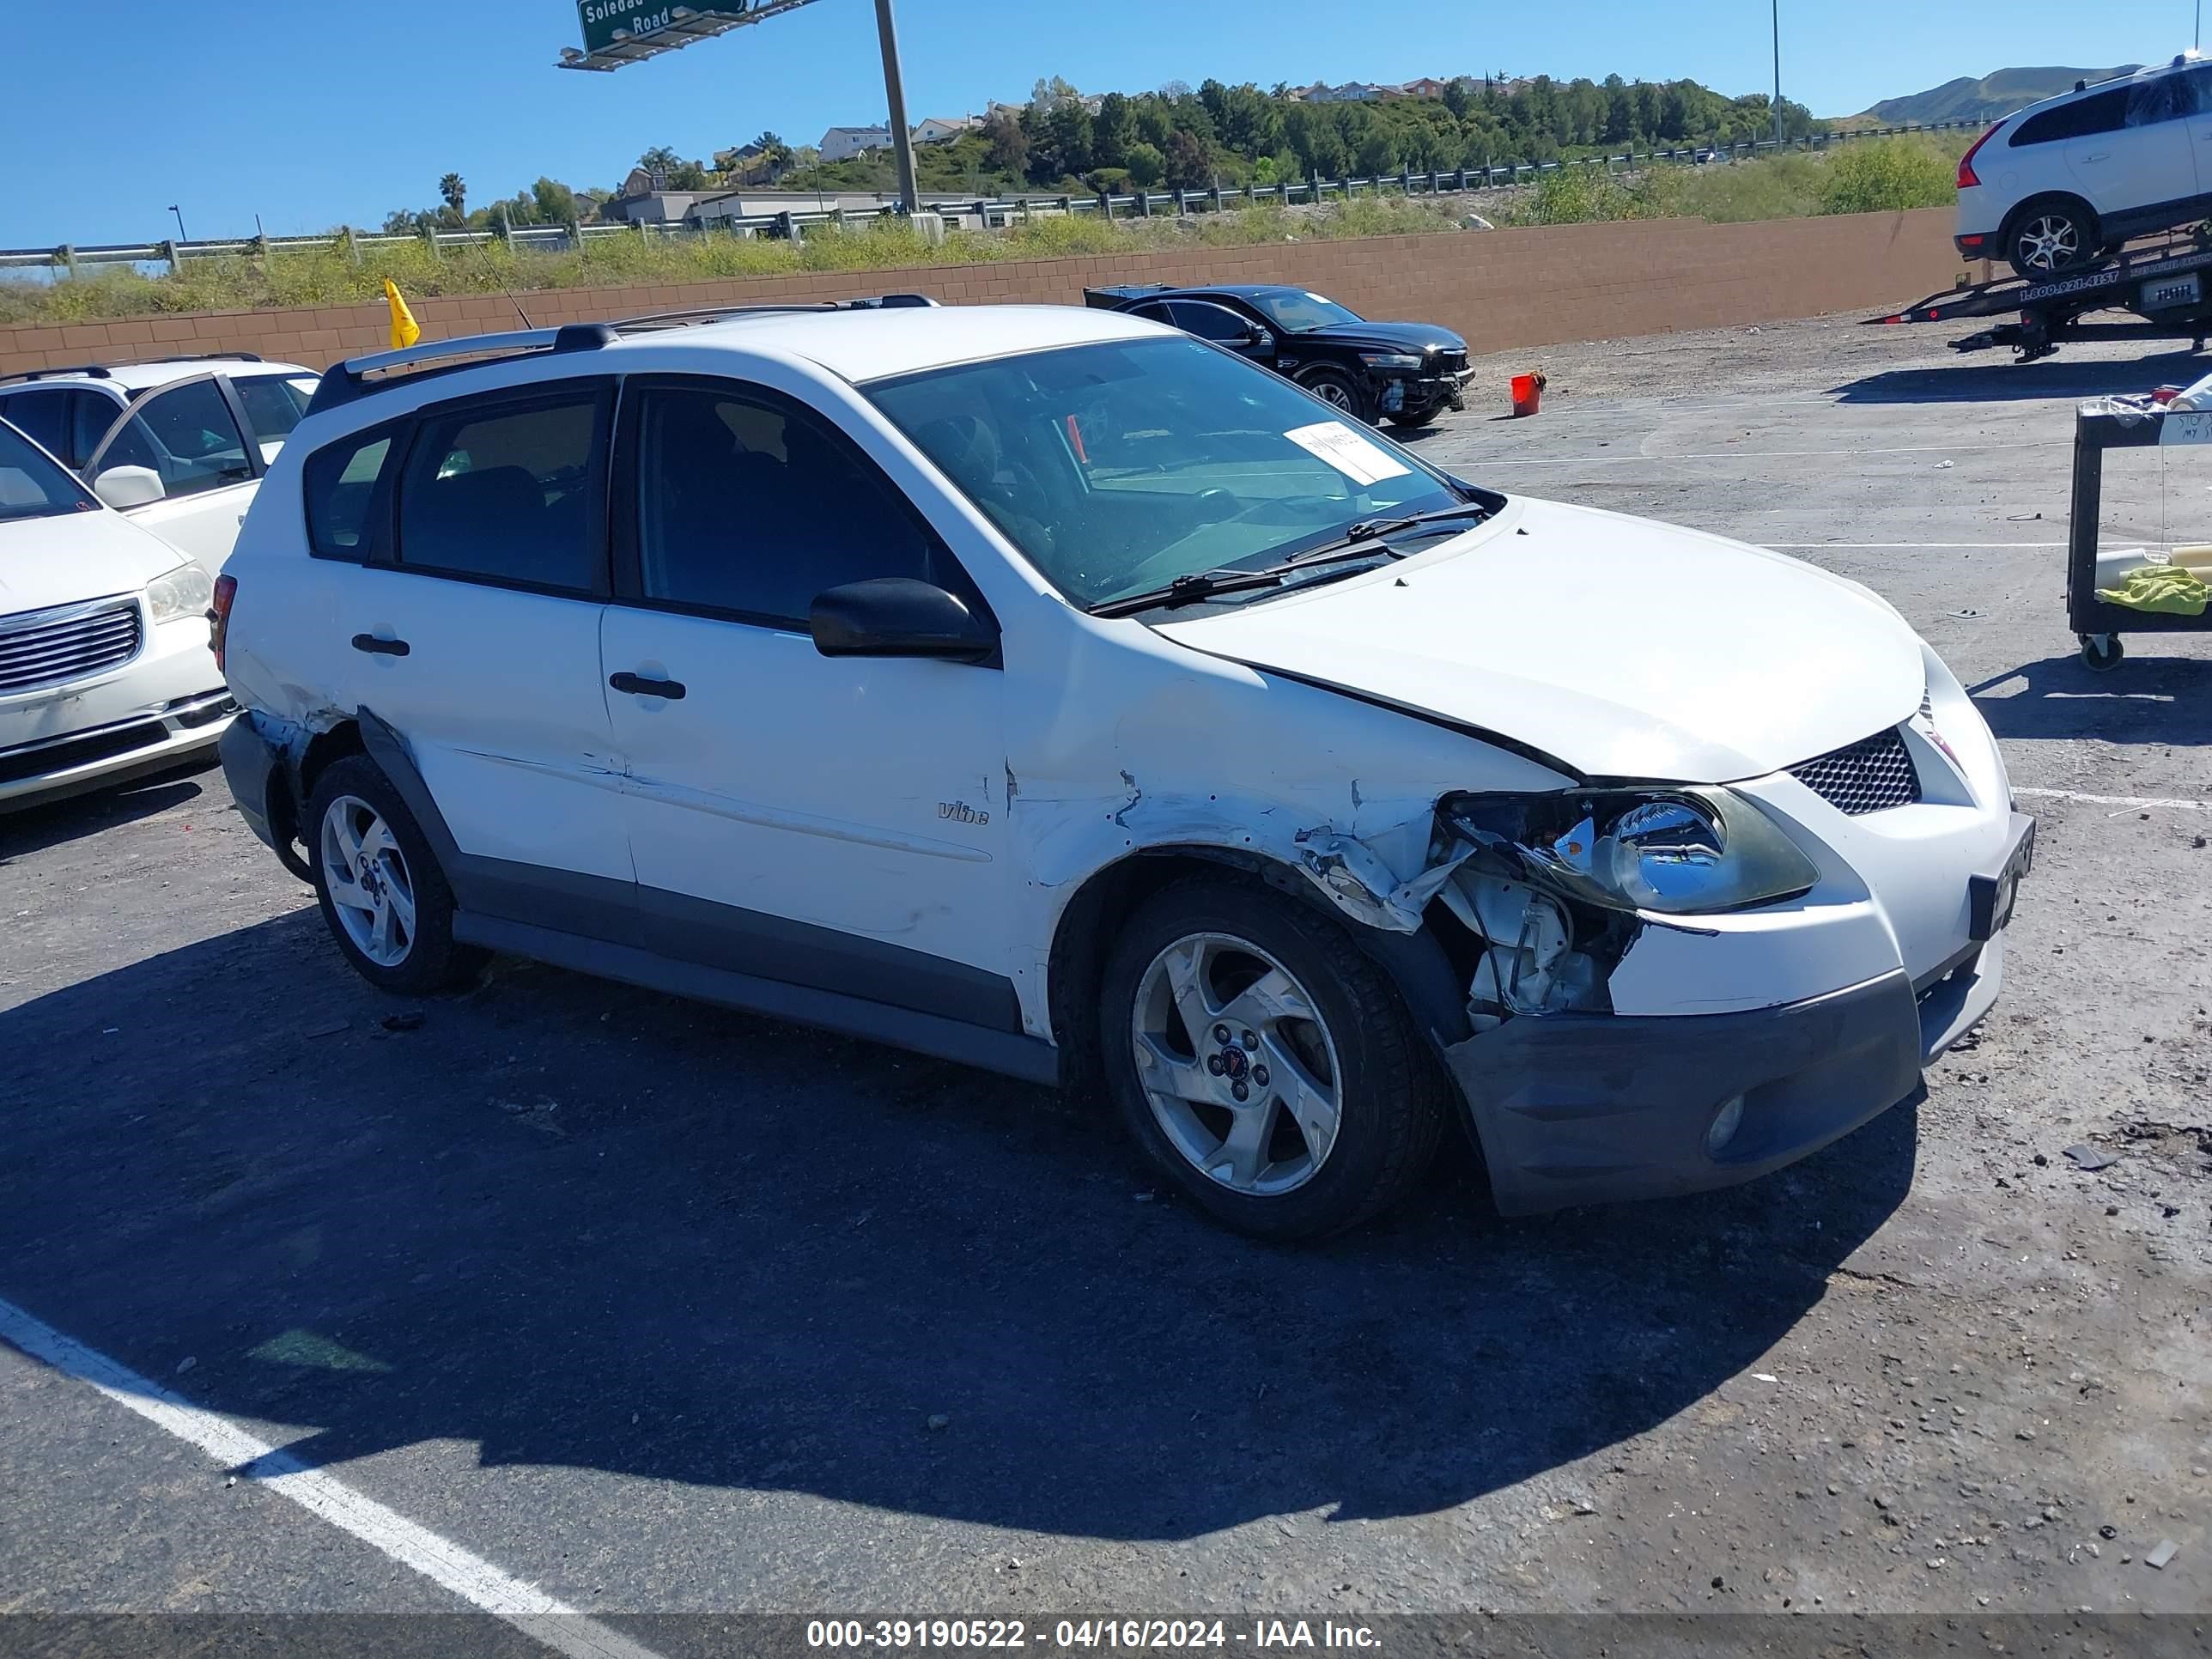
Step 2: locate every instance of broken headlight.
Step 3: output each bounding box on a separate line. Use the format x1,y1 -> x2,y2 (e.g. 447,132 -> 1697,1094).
1444,787 -> 1819,916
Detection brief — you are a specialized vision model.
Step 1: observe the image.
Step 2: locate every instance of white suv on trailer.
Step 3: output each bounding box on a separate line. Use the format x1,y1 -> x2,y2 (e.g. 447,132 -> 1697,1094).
0,355 -> 319,570
216,301 -> 2033,1238
1956,53 -> 2212,276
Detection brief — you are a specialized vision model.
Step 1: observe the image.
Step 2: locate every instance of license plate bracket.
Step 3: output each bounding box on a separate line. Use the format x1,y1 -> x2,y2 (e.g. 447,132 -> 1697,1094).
1967,812 -> 2036,942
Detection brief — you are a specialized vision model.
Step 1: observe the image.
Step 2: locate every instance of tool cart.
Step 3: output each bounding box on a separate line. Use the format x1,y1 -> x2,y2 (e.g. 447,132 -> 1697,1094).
2066,398 -> 2212,671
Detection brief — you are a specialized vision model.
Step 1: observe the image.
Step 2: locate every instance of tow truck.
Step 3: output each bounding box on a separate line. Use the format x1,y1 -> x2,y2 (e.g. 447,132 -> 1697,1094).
1869,234 -> 2212,363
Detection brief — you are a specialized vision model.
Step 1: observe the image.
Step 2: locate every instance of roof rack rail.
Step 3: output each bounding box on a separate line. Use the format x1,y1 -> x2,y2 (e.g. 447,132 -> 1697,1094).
611,293 -> 939,331
148,350 -> 264,364
304,324 -> 614,417
0,363 -> 114,386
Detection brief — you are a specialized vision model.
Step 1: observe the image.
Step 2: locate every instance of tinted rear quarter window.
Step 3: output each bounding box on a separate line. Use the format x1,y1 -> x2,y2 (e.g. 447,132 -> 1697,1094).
303,424 -> 400,561
2011,87 -> 2129,145
396,389 -> 606,592
0,392 -> 68,461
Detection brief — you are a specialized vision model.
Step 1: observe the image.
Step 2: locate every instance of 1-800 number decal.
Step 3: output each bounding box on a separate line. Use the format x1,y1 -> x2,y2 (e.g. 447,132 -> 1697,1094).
809,1622 -> 1028,1649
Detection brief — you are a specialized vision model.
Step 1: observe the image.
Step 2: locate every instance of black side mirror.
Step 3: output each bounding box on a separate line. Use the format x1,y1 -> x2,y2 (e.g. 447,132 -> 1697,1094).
810,577 -> 999,665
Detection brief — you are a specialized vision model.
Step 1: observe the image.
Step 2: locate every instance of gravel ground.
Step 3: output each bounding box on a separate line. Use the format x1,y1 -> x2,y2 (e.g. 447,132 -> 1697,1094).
1,309 -> 2208,1652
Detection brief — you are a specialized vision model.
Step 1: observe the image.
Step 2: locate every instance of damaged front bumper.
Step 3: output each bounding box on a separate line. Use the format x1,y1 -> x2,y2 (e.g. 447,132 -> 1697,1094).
1448,963 -> 1916,1216
1444,934 -> 2003,1215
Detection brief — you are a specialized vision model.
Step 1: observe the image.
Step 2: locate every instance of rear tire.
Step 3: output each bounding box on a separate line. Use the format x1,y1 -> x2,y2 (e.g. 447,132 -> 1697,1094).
2004,198 -> 2100,278
1097,875 -> 1444,1240
306,755 -> 482,996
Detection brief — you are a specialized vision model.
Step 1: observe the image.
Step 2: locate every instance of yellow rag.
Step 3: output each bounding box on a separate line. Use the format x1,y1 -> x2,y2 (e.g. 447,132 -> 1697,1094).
2098,564 -> 2209,616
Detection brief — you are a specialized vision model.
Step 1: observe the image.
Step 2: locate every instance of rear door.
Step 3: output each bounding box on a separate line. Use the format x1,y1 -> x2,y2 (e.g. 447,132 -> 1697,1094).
81,374 -> 261,568
312,379 -> 634,919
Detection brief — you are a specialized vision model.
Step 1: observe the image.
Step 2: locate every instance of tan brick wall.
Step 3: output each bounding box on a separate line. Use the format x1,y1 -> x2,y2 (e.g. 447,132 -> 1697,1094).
0,209 -> 1970,379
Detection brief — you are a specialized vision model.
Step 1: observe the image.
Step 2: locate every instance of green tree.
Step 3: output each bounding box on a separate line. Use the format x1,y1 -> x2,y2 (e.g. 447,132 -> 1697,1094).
1124,141 -> 1165,188
1164,128 -> 1212,191
636,144 -> 683,179
1093,90 -> 1137,169
532,177 -> 578,223
438,172 -> 466,223
983,107 -> 1030,176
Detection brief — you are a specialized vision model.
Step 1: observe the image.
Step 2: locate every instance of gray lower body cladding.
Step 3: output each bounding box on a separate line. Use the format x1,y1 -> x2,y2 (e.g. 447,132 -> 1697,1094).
1444,964 -> 1944,1216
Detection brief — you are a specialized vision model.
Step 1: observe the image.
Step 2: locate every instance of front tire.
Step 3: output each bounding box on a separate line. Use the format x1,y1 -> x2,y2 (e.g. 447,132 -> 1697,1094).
1098,876 -> 1444,1240
1299,367 -> 1376,425
2004,198 -> 2100,278
306,755 -> 481,995
1386,407 -> 1441,431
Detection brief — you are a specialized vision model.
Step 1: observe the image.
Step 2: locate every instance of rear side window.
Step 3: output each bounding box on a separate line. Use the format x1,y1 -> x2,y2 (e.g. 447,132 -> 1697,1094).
0,392 -> 69,462
396,387 -> 608,593
628,382 -> 942,624
303,424 -> 400,561
2011,88 -> 2129,145
1170,301 -> 1253,343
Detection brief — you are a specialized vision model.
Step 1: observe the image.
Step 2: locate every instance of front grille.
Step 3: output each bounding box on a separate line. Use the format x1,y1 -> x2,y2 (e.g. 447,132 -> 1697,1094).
0,597 -> 143,695
1437,349 -> 1469,374
1789,726 -> 1922,816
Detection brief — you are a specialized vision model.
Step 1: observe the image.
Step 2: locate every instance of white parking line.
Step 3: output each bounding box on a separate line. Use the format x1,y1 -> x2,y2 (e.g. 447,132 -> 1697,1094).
0,1296 -> 665,1659
1501,441 -> 2060,465
2014,786 -> 2211,812
1761,542 -> 2064,550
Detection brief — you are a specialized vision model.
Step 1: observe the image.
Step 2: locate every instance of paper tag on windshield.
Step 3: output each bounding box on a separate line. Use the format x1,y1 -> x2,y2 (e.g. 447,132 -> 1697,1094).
1285,421 -> 1412,487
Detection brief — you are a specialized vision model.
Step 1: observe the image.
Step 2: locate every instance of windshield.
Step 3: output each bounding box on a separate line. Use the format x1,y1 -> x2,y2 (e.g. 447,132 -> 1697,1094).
0,420 -> 99,523
1243,289 -> 1364,332
866,337 -> 1467,610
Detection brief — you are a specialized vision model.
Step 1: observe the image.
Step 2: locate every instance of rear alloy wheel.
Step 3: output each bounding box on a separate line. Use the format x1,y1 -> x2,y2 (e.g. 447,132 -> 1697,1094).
1099,877 -> 1443,1239
2007,202 -> 2098,278
306,754 -> 481,996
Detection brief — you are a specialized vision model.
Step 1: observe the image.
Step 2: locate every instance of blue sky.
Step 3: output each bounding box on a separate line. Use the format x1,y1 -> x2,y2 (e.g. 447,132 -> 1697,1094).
0,1 -> 2193,246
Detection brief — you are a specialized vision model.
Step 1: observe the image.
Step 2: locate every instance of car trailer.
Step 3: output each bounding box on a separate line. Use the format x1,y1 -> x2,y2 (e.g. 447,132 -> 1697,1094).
2065,399 -> 2212,671
1869,237 -> 2212,363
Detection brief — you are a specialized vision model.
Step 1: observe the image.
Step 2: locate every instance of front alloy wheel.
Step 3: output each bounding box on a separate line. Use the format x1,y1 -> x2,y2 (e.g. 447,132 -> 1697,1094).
319,794 -> 417,968
1131,931 -> 1343,1196
1098,876 -> 1444,1239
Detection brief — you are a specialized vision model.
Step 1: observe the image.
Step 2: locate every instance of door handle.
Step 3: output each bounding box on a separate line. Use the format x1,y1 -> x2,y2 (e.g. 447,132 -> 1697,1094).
2081,151 -> 2110,162
351,634 -> 410,656
609,671 -> 686,700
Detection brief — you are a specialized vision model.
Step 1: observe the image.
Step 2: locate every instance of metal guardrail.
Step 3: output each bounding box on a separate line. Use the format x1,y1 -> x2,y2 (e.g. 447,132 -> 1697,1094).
0,120 -> 1978,276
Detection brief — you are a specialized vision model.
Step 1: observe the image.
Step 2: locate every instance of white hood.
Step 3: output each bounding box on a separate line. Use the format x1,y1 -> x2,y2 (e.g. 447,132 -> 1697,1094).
0,506 -> 181,619
1155,497 -> 1925,783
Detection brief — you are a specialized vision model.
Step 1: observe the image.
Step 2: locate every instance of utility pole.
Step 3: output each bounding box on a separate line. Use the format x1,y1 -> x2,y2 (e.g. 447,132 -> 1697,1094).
1771,0 -> 1784,150
874,0 -> 921,216
167,204 -> 189,242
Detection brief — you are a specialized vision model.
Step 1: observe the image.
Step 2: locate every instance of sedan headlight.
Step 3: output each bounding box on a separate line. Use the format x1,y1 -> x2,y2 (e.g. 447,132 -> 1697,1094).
1358,351 -> 1425,370
146,561 -> 215,625
1445,787 -> 1820,916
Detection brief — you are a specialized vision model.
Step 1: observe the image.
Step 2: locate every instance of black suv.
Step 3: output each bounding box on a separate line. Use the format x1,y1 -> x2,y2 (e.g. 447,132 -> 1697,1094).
1084,283 -> 1472,429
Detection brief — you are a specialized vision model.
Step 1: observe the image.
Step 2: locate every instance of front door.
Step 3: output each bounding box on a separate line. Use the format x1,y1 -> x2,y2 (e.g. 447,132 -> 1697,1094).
82,374 -> 261,569
318,379 -> 633,927
599,376 -> 1014,1028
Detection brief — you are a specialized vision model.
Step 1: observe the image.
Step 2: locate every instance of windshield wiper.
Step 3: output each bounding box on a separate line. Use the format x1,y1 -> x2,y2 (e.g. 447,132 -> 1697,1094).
1089,566 -> 1286,618
1276,501 -> 1495,569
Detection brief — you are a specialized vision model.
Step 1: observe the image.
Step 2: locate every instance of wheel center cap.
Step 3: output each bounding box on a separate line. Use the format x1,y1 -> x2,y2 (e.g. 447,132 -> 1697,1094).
1218,1044 -> 1249,1082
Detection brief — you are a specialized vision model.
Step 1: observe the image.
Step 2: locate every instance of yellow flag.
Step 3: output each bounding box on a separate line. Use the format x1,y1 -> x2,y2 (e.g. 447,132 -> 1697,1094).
383,279 -> 421,349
